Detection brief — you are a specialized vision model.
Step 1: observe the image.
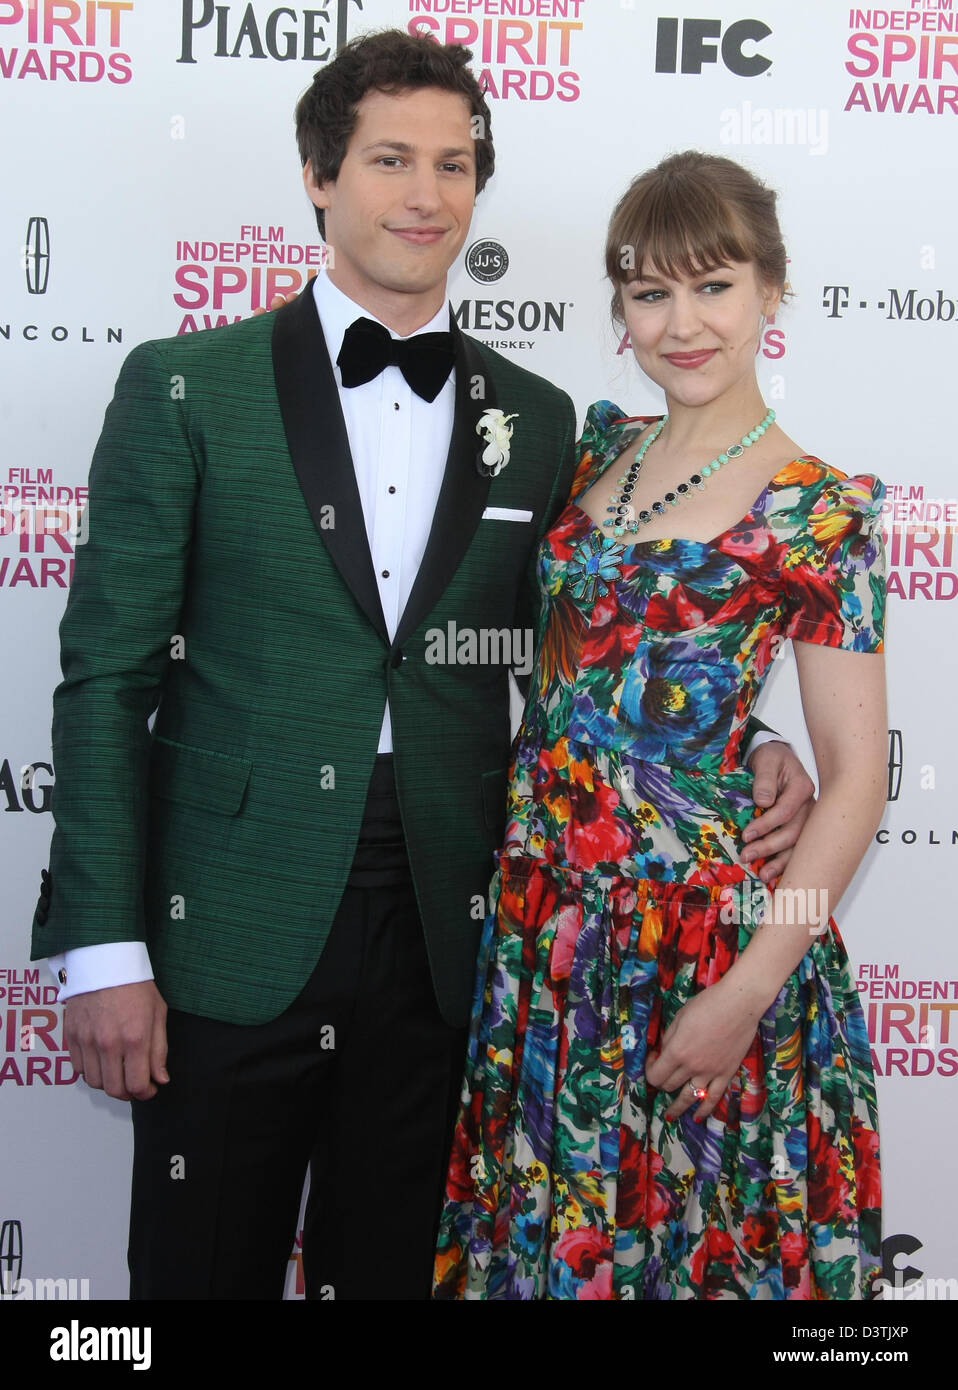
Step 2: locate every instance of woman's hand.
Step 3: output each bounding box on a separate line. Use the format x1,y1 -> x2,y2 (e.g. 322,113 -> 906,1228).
644,980 -> 765,1122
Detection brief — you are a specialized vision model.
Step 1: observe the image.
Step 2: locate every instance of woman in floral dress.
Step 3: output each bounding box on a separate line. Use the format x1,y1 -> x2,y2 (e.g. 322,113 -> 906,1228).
433,152 -> 887,1301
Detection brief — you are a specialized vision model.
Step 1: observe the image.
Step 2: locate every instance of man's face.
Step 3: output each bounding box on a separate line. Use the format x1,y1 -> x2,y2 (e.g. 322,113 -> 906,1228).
305,86 -> 478,316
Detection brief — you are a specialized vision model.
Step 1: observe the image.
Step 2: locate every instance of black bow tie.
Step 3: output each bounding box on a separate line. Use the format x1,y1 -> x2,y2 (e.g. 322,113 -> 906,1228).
337,316 -> 455,403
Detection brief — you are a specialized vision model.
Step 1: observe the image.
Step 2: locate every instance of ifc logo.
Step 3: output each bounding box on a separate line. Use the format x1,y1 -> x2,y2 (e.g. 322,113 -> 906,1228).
466,239 -> 509,284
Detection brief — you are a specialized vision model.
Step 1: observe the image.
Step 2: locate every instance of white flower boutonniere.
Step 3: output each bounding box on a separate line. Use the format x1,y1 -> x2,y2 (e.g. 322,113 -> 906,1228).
476,408 -> 517,477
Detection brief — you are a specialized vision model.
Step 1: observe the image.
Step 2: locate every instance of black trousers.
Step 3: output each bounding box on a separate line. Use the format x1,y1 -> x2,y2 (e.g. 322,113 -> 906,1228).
129,768 -> 468,1300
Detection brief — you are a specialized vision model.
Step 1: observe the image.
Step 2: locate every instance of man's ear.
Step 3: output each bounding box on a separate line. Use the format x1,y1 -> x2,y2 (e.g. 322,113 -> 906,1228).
303,160 -> 331,211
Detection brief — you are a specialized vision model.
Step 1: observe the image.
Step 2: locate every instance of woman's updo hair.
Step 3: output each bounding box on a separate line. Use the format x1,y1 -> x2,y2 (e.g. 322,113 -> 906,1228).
604,150 -> 788,325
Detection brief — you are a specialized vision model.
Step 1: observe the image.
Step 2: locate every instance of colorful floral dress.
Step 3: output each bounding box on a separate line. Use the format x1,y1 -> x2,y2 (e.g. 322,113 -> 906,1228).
433,400 -> 886,1301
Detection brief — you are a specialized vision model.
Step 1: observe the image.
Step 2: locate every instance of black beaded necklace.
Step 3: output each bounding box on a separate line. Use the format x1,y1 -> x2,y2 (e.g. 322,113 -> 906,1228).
602,408 -> 777,539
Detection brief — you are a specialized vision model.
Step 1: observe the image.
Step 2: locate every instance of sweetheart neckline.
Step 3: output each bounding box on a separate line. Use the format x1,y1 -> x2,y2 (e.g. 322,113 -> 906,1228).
566,455 -> 823,554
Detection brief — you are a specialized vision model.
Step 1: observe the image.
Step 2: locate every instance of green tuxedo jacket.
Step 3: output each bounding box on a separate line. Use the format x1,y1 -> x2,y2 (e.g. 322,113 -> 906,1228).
30,289 -> 580,1028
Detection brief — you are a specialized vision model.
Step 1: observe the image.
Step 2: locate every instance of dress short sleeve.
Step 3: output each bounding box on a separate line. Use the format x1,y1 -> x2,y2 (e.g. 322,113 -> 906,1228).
782,470 -> 886,652
571,399 -> 627,499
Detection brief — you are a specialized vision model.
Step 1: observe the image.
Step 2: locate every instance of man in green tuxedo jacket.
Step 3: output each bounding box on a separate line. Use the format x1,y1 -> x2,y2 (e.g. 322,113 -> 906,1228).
30,30 -> 813,1300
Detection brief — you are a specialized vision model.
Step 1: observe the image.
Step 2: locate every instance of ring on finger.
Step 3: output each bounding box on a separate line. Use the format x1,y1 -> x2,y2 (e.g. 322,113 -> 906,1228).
687,1080 -> 708,1100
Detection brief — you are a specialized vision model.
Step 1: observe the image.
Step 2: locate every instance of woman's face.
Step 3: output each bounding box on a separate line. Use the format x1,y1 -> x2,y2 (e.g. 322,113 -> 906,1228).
620,258 -> 780,411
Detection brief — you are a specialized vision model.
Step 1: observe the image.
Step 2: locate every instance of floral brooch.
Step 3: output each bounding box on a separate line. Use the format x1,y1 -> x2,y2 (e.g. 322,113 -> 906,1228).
476,409 -> 517,477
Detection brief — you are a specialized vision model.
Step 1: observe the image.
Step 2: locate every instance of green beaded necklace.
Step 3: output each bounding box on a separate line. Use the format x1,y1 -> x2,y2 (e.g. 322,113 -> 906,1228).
602,407 -> 777,539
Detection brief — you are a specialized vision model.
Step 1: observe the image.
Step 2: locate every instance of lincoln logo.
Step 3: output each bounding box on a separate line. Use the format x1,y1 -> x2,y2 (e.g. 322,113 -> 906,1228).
24,217 -> 49,295
888,728 -> 902,802
0,1220 -> 23,1297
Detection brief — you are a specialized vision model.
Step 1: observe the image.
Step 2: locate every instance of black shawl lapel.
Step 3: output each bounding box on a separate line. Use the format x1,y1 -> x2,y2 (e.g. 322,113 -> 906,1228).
271,285 -> 388,644
394,317 -> 498,649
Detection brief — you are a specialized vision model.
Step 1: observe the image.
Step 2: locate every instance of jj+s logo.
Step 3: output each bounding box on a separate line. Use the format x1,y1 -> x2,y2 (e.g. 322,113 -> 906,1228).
465,240 -> 509,285
655,17 -> 772,75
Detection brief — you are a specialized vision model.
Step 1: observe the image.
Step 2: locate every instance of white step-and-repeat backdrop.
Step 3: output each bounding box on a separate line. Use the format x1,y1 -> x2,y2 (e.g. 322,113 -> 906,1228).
1,0 -> 954,1300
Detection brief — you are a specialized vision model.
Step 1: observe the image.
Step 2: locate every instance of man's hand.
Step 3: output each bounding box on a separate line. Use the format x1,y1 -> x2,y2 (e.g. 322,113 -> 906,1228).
742,741 -> 816,883
65,981 -> 169,1102
251,292 -> 296,317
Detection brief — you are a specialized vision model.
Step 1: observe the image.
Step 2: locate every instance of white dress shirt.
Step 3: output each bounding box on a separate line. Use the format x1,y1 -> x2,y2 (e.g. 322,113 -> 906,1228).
314,268 -> 455,754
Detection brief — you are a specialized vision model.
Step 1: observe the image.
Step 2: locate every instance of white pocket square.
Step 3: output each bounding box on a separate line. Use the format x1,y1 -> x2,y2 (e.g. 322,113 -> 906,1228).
481,507 -> 533,522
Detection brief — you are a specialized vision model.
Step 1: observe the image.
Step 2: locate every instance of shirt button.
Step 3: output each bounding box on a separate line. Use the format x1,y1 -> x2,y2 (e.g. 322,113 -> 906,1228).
393,402 -> 400,411
58,968 -> 67,985
381,570 -> 390,579
388,486 -> 396,495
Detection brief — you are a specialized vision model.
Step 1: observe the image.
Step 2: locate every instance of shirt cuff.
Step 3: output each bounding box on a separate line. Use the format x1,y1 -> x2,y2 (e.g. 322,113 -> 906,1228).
48,942 -> 155,1002
744,729 -> 791,765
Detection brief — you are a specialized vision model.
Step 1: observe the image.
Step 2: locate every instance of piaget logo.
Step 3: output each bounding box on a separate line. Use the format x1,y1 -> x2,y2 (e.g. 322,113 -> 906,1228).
177,0 -> 363,63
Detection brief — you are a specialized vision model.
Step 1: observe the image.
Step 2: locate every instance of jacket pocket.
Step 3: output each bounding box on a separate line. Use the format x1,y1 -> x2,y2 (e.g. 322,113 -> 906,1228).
149,736 -> 252,815
481,767 -> 508,838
